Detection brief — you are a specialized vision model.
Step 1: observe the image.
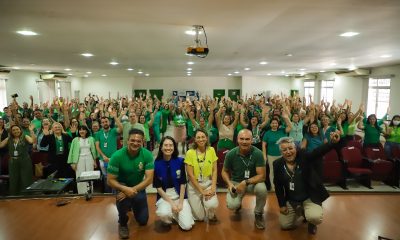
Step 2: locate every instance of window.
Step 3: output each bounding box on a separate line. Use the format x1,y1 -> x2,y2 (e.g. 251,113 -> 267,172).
367,78 -> 391,118
304,81 -> 315,105
320,80 -> 334,103
0,78 -> 7,110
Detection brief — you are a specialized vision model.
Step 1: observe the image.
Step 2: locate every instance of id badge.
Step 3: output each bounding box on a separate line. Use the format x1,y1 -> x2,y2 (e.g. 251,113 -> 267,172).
244,170 -> 250,179
103,142 -> 108,148
59,146 -> 63,152
14,151 -> 18,157
289,182 -> 295,191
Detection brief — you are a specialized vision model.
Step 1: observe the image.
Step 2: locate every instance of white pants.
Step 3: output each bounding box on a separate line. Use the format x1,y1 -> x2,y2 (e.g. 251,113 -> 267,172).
155,188 -> 194,230
187,180 -> 219,221
75,154 -> 94,194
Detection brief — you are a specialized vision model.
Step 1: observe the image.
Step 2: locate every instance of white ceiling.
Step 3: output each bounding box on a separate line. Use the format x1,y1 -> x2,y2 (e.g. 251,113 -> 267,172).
1,0 -> 400,78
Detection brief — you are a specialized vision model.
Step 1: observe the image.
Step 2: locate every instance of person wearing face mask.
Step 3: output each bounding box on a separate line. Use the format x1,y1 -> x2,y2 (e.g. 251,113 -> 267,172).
384,115 -> 400,158
153,136 -> 194,230
67,125 -> 98,194
273,132 -> 341,235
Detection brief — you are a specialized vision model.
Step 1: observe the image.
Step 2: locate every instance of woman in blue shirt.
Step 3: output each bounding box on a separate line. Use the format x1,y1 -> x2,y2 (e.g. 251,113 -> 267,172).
153,136 -> 194,230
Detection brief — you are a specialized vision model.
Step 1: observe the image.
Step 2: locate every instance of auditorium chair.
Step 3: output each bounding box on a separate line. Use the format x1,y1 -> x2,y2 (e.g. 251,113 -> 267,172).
346,140 -> 362,150
322,149 -> 347,189
341,146 -> 372,188
216,149 -> 229,187
363,146 -> 395,187
390,147 -> 400,187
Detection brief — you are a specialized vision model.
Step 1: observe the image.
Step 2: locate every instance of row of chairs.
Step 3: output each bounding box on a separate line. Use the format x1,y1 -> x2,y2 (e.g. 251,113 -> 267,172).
323,140 -> 400,189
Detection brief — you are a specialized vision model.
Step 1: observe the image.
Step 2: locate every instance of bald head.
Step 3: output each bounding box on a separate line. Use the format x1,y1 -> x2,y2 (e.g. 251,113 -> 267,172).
237,129 -> 252,153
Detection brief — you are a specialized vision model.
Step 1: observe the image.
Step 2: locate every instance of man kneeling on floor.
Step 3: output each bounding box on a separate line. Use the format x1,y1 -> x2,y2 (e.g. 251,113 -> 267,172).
107,128 -> 154,239
221,129 -> 267,230
273,131 -> 340,234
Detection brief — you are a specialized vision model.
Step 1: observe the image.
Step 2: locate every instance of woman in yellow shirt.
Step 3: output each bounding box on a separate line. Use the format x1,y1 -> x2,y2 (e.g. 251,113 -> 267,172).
185,129 -> 219,221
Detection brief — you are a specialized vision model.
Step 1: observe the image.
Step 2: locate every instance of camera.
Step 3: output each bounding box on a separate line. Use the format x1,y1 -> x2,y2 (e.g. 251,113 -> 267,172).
11,93 -> 18,98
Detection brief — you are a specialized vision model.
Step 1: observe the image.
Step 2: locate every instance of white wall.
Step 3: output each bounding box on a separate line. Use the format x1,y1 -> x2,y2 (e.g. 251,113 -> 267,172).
70,77 -> 83,101
133,76 -> 242,98
242,76 -> 292,97
6,70 -> 40,104
80,76 -> 135,99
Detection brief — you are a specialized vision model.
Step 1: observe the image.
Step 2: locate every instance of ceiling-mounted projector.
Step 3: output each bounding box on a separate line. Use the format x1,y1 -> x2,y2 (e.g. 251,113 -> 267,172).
186,25 -> 209,58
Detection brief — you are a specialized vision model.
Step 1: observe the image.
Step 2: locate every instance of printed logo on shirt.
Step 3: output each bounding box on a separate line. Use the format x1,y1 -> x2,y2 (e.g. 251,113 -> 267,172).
138,162 -> 144,171
176,169 -> 181,179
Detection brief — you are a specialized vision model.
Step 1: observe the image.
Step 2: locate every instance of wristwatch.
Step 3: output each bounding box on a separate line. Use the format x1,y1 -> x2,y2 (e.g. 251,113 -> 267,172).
245,179 -> 250,186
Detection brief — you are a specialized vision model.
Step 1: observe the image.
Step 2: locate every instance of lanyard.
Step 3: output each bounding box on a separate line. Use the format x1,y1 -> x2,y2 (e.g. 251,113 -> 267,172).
240,154 -> 252,170
13,139 -> 19,150
283,164 -> 297,182
103,130 -> 109,141
196,149 -> 207,175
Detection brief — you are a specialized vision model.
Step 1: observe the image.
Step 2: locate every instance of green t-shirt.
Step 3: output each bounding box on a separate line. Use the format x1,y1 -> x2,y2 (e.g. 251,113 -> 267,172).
95,128 -> 119,159
31,119 -> 42,133
387,126 -> 400,143
107,147 -> 154,187
262,128 -> 287,156
223,146 -> 265,182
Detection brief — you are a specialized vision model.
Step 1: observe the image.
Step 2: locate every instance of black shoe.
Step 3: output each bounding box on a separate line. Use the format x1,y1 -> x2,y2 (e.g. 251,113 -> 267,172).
254,214 -> 265,230
119,225 -> 129,239
235,205 -> 242,214
308,223 -> 317,235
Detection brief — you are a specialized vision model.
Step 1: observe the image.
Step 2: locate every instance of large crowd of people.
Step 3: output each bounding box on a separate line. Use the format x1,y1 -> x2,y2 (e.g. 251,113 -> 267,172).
0,92 -> 399,238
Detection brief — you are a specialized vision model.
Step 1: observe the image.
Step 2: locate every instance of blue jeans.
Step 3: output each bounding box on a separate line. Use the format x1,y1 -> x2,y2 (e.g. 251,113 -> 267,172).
384,141 -> 400,159
116,190 -> 149,226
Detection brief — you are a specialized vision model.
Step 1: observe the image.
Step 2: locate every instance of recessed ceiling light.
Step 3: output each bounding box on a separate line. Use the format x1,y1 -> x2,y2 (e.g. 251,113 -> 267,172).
244,68 -> 251,71
299,68 -> 306,71
267,73 -> 272,76
81,53 -> 94,57
234,71 -> 240,74
45,70 -> 51,73
348,65 -> 357,71
228,73 -> 232,76
187,73 -> 192,76
101,74 -> 107,77
330,63 -> 337,66
137,71 -> 143,74
86,71 -> 92,74
340,32 -> 359,37
13,67 -> 20,70
285,53 -> 293,57
281,70 -> 285,74
110,61 -> 119,65
380,54 -> 392,58
64,68 -> 72,71
84,75 -> 89,78
145,73 -> 150,77
187,68 -> 192,71
127,68 -> 134,71
68,73 -> 73,76
187,61 -> 194,65
259,61 -> 268,65
16,30 -> 38,36
187,71 -> 192,74
319,70 -> 326,73
285,74 -> 289,77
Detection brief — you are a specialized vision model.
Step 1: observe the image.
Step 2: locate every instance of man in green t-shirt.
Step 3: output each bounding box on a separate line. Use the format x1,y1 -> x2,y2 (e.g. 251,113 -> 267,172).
222,129 -> 267,230
107,128 -> 154,239
95,112 -> 123,192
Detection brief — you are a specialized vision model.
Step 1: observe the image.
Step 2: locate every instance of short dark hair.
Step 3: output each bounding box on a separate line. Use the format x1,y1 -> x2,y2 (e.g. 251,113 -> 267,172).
128,128 -> 144,138
78,125 -> 91,138
156,136 -> 179,160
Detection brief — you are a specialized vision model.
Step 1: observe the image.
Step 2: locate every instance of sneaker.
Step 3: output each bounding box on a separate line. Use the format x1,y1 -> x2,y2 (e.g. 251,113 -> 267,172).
254,214 -> 265,230
118,225 -> 129,239
308,223 -> 317,235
